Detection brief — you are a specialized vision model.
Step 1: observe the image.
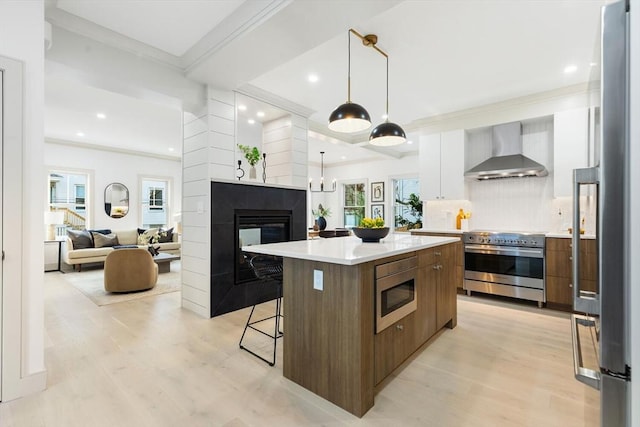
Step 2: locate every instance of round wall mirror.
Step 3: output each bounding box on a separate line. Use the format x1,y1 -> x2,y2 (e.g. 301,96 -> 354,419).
104,182 -> 129,218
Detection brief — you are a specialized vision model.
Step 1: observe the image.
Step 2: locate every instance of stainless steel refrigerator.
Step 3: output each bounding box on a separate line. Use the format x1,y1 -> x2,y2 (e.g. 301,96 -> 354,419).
571,0 -> 631,425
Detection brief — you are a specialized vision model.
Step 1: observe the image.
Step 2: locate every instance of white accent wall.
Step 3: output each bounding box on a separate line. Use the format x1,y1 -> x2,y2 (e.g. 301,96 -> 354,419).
262,115 -> 308,187
44,141 -> 182,230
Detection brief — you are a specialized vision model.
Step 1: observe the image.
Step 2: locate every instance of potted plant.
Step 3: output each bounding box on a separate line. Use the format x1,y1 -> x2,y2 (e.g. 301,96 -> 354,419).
237,144 -> 261,179
312,203 -> 331,231
353,217 -> 389,242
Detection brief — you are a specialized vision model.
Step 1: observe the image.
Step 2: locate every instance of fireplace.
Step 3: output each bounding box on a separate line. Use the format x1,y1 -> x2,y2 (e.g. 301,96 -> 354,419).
236,210 -> 290,286
210,182 -> 306,317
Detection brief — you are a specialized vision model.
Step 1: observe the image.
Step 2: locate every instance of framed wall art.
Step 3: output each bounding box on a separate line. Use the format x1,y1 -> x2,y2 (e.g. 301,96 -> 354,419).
371,181 -> 384,202
371,204 -> 384,220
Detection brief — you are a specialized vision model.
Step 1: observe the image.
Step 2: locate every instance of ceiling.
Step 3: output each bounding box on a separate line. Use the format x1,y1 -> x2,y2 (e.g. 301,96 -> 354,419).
44,0 -> 605,164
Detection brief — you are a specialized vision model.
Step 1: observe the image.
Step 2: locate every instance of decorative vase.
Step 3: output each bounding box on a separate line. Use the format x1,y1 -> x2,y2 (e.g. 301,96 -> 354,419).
249,165 -> 257,180
317,216 -> 327,231
313,220 -> 319,231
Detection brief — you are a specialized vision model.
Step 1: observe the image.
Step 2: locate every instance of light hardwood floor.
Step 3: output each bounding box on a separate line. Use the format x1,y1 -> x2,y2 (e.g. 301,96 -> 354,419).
0,271 -> 599,427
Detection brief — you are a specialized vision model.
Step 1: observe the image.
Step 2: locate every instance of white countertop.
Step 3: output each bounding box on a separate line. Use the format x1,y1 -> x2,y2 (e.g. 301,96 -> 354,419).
242,234 -> 459,266
546,232 -> 596,239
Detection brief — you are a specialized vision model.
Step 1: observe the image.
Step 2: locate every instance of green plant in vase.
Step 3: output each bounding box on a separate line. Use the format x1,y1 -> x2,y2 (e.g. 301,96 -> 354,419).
237,144 -> 261,179
312,203 -> 331,231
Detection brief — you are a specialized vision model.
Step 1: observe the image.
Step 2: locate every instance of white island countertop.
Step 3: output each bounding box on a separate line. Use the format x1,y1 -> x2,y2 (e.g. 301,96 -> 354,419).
242,233 -> 459,266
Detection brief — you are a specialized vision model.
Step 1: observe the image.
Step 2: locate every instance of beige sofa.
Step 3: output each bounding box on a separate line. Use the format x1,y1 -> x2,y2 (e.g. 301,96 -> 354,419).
63,229 -> 180,271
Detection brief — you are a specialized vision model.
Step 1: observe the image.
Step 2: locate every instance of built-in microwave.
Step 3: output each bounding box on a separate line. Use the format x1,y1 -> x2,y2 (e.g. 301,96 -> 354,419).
376,256 -> 418,333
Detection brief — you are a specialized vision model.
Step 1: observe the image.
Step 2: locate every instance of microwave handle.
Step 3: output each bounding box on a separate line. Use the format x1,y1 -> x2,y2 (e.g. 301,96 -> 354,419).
572,167 -> 600,315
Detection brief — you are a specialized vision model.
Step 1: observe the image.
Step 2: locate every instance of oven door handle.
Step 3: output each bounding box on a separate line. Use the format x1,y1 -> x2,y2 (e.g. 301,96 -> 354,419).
464,245 -> 544,258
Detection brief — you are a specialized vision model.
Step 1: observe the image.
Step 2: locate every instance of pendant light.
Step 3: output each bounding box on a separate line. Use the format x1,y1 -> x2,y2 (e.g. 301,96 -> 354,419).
328,30 -> 371,133
309,151 -> 336,192
369,53 -> 406,146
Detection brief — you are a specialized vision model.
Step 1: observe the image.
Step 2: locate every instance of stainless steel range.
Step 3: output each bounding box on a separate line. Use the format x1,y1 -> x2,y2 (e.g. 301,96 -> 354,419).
463,230 -> 546,307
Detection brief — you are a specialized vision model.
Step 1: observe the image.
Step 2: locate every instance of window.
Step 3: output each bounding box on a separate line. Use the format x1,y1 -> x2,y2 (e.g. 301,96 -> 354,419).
48,171 -> 89,230
75,184 -> 85,210
141,178 -> 169,228
149,187 -> 164,210
343,182 -> 366,228
393,178 -> 422,231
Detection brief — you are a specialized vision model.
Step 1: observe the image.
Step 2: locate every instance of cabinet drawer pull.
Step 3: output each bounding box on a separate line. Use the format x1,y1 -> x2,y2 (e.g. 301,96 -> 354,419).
434,251 -> 441,256
569,256 -> 573,261
569,283 -> 573,288
396,324 -> 404,331
433,265 -> 439,270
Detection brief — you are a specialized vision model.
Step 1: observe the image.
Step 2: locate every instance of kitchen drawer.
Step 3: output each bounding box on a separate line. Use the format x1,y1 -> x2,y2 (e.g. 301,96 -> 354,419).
546,237 -> 597,253
376,255 -> 418,278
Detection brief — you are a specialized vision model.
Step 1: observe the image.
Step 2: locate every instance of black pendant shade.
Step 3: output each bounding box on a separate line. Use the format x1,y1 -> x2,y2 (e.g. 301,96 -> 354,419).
328,102 -> 371,133
369,121 -> 406,146
328,29 -> 405,145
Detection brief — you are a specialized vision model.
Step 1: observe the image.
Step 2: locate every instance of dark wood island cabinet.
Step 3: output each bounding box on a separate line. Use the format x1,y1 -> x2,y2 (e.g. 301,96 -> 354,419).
248,236 -> 460,417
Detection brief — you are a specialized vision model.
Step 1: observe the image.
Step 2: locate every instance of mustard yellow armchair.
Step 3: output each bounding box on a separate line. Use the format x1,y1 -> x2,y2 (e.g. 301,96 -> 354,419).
104,248 -> 158,292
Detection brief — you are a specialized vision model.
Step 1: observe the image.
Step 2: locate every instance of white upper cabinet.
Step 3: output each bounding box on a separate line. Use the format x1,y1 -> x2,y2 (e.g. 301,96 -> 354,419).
553,108 -> 590,197
420,129 -> 466,201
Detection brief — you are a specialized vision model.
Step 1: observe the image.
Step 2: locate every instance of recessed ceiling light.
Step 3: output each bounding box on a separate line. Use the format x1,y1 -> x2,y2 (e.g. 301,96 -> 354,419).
308,74 -> 319,83
564,65 -> 578,74
256,111 -> 265,118
341,155 -> 347,160
76,131 -> 85,137
96,112 -> 106,119
238,105 -> 247,111
168,147 -> 175,152
248,119 -> 255,124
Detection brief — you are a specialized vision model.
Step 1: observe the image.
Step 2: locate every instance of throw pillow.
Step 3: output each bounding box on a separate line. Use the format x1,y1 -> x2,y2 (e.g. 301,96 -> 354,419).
88,229 -> 112,247
67,229 -> 93,249
158,227 -> 174,243
91,232 -> 119,248
137,228 -> 159,245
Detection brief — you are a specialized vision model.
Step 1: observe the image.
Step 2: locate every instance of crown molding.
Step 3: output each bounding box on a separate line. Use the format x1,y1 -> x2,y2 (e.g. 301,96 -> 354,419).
183,0 -> 291,74
45,137 -> 181,162
404,82 -> 598,133
236,84 -> 315,118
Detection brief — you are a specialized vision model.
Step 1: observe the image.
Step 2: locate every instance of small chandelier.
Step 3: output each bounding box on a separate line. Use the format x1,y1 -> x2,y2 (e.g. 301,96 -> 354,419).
309,151 -> 336,193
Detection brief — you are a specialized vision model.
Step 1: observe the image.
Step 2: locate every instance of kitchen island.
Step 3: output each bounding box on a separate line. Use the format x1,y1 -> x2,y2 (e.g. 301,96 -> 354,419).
243,233 -> 459,417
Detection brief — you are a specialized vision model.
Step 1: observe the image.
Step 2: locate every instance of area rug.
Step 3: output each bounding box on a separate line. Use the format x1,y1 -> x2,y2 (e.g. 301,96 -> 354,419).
65,261 -> 181,306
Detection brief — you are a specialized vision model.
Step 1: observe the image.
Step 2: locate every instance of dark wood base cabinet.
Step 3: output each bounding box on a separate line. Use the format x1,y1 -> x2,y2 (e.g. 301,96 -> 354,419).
411,231 -> 463,293
283,243 -> 457,417
545,238 -> 597,310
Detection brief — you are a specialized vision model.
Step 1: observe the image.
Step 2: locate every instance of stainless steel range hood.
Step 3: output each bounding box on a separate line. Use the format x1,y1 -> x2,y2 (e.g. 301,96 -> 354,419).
464,121 -> 548,180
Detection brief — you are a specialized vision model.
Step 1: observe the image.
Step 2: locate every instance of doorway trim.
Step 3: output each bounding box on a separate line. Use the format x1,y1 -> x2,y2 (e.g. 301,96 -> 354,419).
0,54 -> 46,401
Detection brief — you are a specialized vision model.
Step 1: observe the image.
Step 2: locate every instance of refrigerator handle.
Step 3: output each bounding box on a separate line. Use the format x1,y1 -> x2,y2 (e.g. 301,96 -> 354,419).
572,167 -> 600,315
571,314 -> 601,390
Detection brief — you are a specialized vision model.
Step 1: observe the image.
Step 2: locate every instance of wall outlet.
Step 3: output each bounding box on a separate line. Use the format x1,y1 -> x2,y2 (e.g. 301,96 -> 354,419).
313,269 -> 323,291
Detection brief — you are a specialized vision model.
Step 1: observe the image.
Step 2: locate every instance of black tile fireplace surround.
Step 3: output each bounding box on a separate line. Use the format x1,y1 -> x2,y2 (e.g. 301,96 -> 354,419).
210,182 -> 306,317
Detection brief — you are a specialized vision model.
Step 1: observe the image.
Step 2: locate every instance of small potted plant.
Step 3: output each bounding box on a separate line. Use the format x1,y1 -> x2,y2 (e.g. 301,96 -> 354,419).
237,144 -> 261,179
312,203 -> 331,231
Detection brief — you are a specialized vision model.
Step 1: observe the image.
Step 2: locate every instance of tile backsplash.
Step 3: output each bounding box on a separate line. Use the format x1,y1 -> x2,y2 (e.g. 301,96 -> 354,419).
423,184 -> 596,234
